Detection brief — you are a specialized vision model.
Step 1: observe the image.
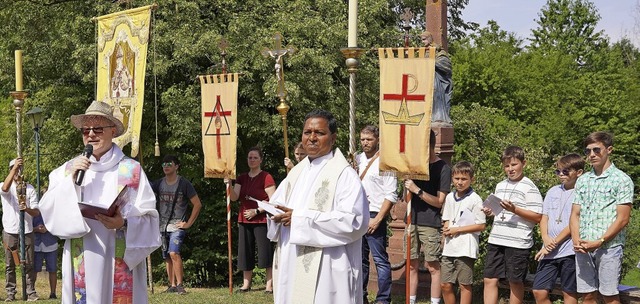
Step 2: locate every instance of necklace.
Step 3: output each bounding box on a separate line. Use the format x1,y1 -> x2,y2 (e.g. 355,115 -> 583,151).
452,189 -> 472,225
554,185 -> 574,224
499,180 -> 520,221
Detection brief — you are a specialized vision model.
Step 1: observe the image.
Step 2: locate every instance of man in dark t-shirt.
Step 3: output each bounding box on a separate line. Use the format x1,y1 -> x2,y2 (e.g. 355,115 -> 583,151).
403,130 -> 451,304
152,155 -> 201,295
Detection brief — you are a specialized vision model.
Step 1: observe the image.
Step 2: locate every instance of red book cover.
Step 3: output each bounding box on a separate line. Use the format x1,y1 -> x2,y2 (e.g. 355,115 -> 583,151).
78,186 -> 130,220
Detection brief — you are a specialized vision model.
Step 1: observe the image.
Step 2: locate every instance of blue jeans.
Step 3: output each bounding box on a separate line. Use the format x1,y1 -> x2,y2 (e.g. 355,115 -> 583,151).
362,212 -> 392,304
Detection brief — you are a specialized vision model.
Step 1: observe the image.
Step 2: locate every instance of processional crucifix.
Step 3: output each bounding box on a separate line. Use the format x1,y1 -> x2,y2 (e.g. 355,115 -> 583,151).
261,33 -> 296,165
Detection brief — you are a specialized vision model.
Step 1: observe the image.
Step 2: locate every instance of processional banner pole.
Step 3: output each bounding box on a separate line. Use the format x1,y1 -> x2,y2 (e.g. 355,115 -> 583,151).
340,0 -> 364,165
261,33 -> 295,172
10,50 -> 29,301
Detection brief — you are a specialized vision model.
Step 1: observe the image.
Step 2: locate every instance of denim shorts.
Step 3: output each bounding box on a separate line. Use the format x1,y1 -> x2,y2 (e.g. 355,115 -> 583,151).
161,230 -> 186,259
532,255 -> 577,293
34,251 -> 57,273
575,245 -> 623,296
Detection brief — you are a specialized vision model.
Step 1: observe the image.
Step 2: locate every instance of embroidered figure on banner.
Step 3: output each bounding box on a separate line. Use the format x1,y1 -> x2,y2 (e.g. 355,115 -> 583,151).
381,73 -> 425,153
204,95 -> 232,159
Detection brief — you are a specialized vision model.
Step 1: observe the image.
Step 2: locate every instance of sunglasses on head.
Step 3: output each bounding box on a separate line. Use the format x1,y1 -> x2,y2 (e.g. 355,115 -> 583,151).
80,125 -> 115,136
162,162 -> 174,168
554,169 -> 572,176
584,147 -> 603,155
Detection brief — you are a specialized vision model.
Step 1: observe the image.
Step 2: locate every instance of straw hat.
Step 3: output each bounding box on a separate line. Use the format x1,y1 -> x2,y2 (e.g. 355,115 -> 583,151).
70,101 -> 125,137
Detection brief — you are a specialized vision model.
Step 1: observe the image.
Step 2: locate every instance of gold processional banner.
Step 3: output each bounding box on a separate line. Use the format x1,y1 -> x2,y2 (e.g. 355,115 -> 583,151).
96,5 -> 152,157
378,47 -> 436,181
199,73 -> 239,179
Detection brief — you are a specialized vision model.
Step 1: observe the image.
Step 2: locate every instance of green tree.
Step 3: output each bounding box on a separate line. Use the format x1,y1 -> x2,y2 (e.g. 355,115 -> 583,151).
529,0 -> 606,64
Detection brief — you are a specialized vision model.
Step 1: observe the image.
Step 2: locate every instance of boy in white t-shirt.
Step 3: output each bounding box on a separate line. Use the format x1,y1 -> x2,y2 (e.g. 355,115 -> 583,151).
441,161 -> 486,304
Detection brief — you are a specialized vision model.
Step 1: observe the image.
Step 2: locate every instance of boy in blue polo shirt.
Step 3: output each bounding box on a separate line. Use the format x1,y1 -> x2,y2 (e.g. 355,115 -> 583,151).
532,153 -> 584,304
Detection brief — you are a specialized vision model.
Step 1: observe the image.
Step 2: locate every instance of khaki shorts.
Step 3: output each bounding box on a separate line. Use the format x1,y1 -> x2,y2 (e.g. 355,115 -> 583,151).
440,256 -> 475,285
403,225 -> 442,262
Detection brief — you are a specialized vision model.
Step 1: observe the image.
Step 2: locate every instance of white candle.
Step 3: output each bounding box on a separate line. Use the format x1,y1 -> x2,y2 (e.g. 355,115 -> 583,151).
348,0 -> 357,47
15,50 -> 23,91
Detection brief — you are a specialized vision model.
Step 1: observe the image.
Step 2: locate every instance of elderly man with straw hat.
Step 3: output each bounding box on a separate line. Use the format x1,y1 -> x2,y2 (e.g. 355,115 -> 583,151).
38,100 -> 160,304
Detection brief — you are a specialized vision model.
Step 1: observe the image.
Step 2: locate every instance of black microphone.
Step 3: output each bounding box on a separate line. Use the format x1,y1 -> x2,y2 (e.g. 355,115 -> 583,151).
75,144 -> 93,186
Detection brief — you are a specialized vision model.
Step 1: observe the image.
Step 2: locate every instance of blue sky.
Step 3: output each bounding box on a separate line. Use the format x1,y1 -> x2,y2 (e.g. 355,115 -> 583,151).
462,0 -> 638,45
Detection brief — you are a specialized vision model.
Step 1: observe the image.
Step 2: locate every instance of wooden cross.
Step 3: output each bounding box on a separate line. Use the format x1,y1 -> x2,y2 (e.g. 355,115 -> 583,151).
218,38 -> 229,74
499,213 -> 506,221
261,33 -> 296,100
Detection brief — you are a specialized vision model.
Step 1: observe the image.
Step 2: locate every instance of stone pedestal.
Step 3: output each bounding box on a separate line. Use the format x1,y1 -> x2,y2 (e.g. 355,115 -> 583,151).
365,125 -> 454,300
365,201 -> 432,301
431,122 -> 454,164
425,0 -> 448,52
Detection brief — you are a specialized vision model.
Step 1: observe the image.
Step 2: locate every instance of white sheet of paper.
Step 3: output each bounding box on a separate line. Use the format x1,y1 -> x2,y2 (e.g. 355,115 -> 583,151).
454,209 -> 477,226
483,193 -> 504,215
247,196 -> 284,215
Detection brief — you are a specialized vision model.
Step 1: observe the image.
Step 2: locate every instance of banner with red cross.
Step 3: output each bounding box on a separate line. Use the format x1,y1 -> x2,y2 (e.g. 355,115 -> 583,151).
199,73 -> 239,179
378,47 -> 436,180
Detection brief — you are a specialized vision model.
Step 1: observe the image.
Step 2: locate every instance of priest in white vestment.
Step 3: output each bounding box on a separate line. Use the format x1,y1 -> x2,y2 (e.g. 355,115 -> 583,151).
267,110 -> 369,304
38,101 -> 160,304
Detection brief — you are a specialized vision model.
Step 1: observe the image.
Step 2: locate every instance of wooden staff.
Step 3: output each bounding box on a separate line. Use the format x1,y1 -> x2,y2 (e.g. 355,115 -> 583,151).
225,180 -> 233,294
404,185 -> 412,304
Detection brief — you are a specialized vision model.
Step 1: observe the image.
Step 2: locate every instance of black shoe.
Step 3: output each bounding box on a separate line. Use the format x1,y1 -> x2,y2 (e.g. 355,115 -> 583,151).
235,287 -> 251,293
175,285 -> 187,295
49,293 -> 57,299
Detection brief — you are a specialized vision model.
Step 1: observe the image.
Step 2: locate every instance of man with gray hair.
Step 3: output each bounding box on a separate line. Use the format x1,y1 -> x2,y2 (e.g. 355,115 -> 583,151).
39,100 -> 160,304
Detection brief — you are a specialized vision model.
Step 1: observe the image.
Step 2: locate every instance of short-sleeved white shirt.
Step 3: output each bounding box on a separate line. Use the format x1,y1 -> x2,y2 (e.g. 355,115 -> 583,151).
442,190 -> 486,259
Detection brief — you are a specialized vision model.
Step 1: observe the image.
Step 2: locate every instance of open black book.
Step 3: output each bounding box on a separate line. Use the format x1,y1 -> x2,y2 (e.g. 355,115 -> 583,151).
78,186 -> 131,220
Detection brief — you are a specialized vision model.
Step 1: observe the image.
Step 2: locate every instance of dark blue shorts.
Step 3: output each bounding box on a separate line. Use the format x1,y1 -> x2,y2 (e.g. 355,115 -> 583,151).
161,230 -> 186,259
532,255 -> 577,293
34,250 -> 57,273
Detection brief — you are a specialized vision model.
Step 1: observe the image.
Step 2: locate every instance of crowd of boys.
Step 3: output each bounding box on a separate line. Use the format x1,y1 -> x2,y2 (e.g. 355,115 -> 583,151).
360,130 -> 633,304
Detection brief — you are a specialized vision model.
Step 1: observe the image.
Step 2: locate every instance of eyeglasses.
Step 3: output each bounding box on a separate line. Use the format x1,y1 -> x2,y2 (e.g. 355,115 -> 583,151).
80,126 -> 115,136
554,169 -> 572,176
584,147 -> 603,155
162,162 -> 174,168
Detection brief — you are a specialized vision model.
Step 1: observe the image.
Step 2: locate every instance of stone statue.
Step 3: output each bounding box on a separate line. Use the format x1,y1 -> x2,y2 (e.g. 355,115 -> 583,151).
421,31 -> 452,124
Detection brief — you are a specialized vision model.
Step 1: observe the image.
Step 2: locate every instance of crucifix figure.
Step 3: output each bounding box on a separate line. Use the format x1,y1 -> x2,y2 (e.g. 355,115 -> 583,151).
261,33 -> 296,99
500,212 -> 507,221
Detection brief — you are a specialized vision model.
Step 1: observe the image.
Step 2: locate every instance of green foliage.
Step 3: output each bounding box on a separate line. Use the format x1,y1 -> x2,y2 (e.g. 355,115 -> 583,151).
529,0 -> 606,64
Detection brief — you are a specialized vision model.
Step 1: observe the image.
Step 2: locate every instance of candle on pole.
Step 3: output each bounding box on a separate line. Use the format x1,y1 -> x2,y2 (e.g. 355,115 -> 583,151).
15,50 -> 23,91
348,0 -> 357,47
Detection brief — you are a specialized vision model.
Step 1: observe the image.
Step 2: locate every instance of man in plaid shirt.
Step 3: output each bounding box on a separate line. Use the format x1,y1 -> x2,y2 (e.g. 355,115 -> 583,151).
570,131 -> 634,304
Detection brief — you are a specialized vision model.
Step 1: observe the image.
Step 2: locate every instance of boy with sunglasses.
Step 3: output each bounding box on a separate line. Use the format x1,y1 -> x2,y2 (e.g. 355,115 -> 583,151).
152,155 -> 202,295
570,132 -> 633,304
532,153 -> 584,304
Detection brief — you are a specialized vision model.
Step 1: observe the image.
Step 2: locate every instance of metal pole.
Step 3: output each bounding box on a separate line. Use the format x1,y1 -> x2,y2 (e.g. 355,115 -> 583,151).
339,48 -> 364,165
10,91 -> 28,301
35,129 -> 40,200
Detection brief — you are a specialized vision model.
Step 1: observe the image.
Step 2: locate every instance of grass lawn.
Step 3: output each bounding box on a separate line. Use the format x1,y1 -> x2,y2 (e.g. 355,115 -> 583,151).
2,267 -> 638,303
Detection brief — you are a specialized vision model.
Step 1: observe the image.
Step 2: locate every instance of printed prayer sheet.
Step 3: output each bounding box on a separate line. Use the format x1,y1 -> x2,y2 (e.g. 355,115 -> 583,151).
483,193 -> 504,216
